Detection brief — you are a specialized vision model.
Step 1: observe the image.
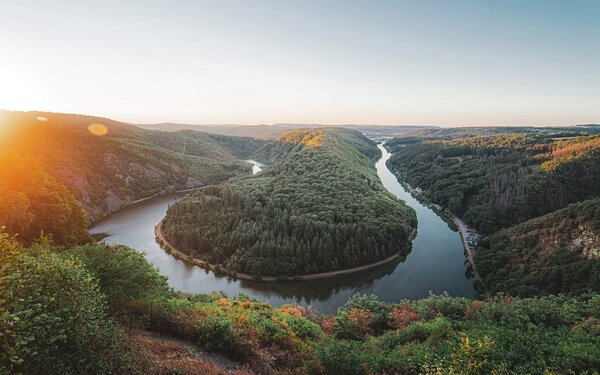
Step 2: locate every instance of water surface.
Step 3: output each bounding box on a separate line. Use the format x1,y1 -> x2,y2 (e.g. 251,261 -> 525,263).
91,144 -> 474,313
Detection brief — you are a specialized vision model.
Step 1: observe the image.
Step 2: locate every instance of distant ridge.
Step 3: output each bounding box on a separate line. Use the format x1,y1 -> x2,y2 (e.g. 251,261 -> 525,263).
137,122 -> 438,138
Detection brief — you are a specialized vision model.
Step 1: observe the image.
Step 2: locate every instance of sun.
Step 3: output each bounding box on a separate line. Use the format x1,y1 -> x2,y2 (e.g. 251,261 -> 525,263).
0,61 -> 54,114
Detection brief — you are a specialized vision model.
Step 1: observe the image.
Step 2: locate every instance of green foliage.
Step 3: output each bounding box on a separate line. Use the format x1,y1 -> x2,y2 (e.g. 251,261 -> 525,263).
316,338 -> 365,375
285,314 -> 322,340
386,125 -> 600,153
0,111 -> 264,222
162,128 -> 416,276
0,152 -> 92,246
198,317 -> 235,351
387,134 -> 600,234
0,241 -> 129,374
387,132 -> 600,299
59,243 -> 173,310
310,293 -> 600,375
1,230 -> 598,374
476,198 -> 600,296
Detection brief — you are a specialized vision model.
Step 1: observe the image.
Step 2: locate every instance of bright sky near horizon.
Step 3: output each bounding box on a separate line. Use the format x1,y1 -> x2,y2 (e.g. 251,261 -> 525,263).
0,0 -> 599,126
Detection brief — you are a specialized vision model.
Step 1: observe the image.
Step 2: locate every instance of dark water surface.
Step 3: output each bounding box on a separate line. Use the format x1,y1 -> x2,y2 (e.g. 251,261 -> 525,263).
91,144 -> 475,313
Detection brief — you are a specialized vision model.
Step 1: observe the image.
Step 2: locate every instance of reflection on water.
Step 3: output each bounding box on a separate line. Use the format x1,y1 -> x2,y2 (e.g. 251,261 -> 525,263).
91,144 -> 474,313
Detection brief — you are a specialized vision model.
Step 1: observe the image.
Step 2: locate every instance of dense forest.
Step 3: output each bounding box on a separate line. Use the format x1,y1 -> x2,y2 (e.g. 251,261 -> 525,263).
2,233 -> 599,374
385,125 -> 600,149
386,130 -> 600,299
387,133 -> 600,233
476,198 -> 600,296
0,111 -> 267,246
0,152 -> 91,246
162,129 -> 417,278
0,111 -> 266,222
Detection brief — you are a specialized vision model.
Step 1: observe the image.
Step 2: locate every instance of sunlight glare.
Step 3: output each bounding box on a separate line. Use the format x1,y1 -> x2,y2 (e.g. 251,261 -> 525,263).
0,61 -> 54,112
88,123 -> 108,136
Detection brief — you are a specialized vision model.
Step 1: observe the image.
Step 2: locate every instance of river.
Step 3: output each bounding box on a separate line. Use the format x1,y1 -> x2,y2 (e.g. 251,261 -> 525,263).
90,144 -> 475,313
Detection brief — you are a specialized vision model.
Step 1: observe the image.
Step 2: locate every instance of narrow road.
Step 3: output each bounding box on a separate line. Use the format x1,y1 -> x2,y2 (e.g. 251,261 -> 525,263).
452,216 -> 491,299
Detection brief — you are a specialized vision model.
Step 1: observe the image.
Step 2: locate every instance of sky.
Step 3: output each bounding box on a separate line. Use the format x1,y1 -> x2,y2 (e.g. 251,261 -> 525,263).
0,0 -> 599,126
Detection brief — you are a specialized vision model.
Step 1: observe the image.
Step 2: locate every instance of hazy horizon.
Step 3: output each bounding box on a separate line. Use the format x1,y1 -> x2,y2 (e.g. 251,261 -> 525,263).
1,1 -> 599,126
2,108 -> 600,129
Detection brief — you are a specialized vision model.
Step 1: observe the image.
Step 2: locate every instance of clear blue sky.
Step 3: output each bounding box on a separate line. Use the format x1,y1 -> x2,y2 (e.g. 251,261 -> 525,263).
1,0 -> 599,126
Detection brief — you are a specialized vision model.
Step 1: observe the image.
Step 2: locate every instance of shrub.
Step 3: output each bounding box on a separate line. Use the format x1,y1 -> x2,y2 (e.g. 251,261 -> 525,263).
415,294 -> 470,320
444,334 -> 502,375
0,247 -> 130,374
284,315 -> 322,340
200,317 -> 235,351
464,300 -> 486,321
316,339 -> 365,375
394,317 -> 454,346
59,243 -> 172,310
341,294 -> 390,333
348,308 -> 374,337
390,303 -> 419,329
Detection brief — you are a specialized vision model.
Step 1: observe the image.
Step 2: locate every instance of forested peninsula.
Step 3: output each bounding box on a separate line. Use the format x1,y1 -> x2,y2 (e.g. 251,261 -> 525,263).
161,128 -> 417,278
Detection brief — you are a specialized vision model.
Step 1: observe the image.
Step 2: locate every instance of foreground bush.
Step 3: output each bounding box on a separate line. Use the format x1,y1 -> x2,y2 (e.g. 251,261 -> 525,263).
0,235 -> 130,374
1,233 -> 598,374
60,243 -> 173,313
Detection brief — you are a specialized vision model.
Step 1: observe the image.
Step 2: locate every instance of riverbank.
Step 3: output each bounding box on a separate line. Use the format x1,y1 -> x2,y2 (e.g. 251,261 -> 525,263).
384,157 -> 489,297
90,186 -> 205,225
451,216 -> 490,298
92,146 -> 474,310
155,219 -> 416,282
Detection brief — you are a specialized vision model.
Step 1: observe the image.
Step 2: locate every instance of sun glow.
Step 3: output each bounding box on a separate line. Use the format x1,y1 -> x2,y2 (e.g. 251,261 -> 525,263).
87,123 -> 108,136
0,61 -> 55,113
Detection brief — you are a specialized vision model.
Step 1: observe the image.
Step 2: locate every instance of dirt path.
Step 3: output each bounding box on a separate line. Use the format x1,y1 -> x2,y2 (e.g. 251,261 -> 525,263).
156,220 -> 416,282
452,216 -> 490,298
129,330 -> 253,374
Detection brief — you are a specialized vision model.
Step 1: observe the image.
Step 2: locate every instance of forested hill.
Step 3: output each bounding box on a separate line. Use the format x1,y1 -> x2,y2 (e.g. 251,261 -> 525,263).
0,111 -> 266,245
386,131 -> 600,299
385,125 -> 600,148
162,128 -> 417,278
387,134 -> 600,233
476,198 -> 600,296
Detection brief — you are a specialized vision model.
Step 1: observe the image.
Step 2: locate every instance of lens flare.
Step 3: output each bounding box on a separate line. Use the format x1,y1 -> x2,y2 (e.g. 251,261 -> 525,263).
88,123 -> 108,136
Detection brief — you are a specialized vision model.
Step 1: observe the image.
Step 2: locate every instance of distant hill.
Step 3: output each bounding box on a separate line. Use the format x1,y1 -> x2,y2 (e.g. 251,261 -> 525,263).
387,125 -> 600,147
0,111 -> 266,234
138,122 -> 437,139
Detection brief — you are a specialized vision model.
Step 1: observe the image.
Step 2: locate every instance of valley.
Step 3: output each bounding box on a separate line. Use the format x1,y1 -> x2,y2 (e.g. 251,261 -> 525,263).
2,112 -> 599,374
3,3 -> 599,372
89,143 -> 474,313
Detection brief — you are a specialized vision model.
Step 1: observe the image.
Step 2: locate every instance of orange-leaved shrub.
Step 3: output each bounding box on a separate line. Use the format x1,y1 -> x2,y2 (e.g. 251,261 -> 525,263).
389,303 -> 419,329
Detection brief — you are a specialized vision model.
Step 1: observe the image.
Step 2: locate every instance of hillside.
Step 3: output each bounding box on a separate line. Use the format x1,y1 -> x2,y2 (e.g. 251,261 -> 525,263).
139,122 -> 436,139
161,128 -> 417,278
0,152 -> 91,246
387,133 -> 600,233
476,198 -> 600,296
386,125 -> 600,149
386,131 -> 600,299
0,111 -> 266,229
